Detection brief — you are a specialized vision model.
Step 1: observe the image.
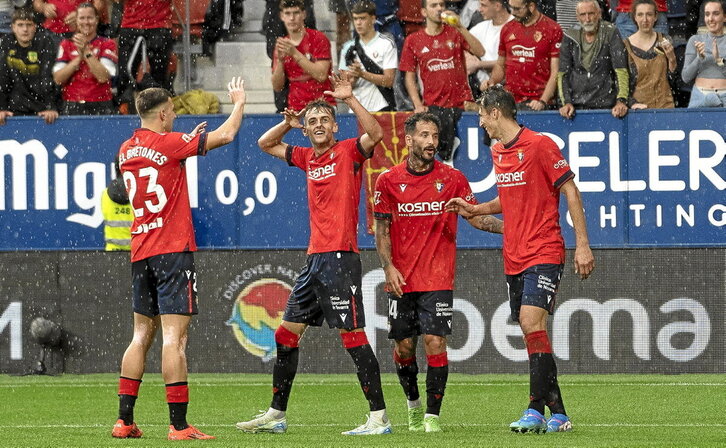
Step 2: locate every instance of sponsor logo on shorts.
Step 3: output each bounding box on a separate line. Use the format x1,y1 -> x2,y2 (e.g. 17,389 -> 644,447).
222,264 -> 298,362
435,301 -> 453,317
330,296 -> 350,311
537,274 -> 557,293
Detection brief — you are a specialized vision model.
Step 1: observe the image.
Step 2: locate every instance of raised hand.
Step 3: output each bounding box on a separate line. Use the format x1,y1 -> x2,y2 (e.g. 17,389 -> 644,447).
189,121 -> 208,136
282,108 -> 303,129
324,71 -> 354,100
227,77 -> 246,106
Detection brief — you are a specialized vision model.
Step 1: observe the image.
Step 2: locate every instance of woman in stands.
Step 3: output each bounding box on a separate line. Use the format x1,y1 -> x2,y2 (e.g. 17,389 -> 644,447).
52,2 -> 117,115
682,0 -> 726,108
624,0 -> 676,109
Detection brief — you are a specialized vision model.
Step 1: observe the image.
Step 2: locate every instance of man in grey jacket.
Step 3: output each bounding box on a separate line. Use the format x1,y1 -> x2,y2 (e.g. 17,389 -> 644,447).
557,0 -> 630,118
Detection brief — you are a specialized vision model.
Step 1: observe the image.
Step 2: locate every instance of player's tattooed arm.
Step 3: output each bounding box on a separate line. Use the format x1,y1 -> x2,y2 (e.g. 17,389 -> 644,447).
467,215 -> 503,234
375,218 -> 405,297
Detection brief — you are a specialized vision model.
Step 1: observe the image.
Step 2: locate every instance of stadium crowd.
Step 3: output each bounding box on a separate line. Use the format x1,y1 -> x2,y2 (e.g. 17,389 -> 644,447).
0,0 -> 724,127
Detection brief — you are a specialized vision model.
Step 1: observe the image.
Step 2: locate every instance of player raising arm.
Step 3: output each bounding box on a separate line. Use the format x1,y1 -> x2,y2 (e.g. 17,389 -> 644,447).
112,78 -> 246,441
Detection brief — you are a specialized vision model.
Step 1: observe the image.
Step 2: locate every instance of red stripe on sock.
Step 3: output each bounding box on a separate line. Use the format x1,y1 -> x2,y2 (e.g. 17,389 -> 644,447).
341,331 -> 368,349
427,352 -> 448,367
118,377 -> 141,396
165,384 -> 189,403
525,330 -> 552,355
274,326 -> 300,348
393,349 -> 415,366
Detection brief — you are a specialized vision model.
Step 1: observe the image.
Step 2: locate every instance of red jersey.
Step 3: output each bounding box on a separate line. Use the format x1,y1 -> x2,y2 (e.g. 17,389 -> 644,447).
400,26 -> 473,109
272,28 -> 335,111
286,138 -> 370,254
498,14 -> 562,103
492,127 -> 574,275
56,36 -> 117,102
121,0 -> 172,29
117,128 -> 208,262
617,0 -> 667,12
42,0 -> 83,34
374,161 -> 476,292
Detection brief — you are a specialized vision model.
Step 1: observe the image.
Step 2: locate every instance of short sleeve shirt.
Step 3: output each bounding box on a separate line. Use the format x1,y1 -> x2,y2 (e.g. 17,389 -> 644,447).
339,32 -> 398,112
286,138 -> 371,254
492,127 -> 574,274
400,26 -> 473,109
274,28 -> 335,111
498,14 -> 562,103
374,161 -> 476,292
118,128 -> 208,262
55,36 -> 117,102
121,0 -> 172,29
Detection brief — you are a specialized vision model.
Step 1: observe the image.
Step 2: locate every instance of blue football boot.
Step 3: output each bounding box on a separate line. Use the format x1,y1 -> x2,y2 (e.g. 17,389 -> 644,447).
509,409 -> 547,433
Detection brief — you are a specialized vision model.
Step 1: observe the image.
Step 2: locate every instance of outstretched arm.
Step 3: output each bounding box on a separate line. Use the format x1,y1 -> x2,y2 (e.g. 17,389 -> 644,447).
560,179 -> 594,280
466,215 -> 503,234
205,77 -> 247,151
375,218 -> 405,297
325,71 -> 383,156
446,196 -> 502,218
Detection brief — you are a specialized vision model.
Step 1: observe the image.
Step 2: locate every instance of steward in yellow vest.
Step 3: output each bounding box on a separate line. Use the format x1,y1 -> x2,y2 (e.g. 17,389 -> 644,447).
102,175 -> 133,251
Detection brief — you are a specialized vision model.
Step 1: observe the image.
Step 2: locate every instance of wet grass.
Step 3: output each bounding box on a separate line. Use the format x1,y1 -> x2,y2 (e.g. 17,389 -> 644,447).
0,373 -> 723,447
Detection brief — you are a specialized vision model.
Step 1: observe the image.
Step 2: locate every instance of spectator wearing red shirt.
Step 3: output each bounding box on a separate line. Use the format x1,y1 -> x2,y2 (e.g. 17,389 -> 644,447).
52,3 -> 117,115
447,86 -> 594,434
400,0 -> 484,161
614,0 -> 668,38
116,0 -> 173,96
483,0 -> 563,110
33,0 -> 83,37
271,0 -> 334,112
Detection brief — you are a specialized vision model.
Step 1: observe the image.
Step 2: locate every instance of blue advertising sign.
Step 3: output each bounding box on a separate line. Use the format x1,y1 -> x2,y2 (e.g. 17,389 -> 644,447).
0,109 -> 724,251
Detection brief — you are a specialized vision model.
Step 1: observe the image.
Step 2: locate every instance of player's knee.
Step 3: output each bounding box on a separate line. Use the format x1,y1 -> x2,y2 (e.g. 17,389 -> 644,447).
395,338 -> 415,358
423,335 -> 447,355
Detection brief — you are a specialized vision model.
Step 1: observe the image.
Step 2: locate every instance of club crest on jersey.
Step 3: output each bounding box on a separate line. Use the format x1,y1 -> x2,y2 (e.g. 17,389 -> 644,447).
517,150 -> 524,162
399,184 -> 408,192
534,31 -> 543,42
434,181 -> 444,192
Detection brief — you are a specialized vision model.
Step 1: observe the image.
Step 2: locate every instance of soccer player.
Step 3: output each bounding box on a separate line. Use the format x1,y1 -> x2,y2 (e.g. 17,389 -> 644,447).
236,72 -> 391,436
446,86 -> 595,433
374,112 -> 503,432
112,77 -> 247,441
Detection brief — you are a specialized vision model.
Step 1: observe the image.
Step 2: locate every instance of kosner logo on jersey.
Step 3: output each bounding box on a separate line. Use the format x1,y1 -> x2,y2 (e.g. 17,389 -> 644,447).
361,268 -> 711,364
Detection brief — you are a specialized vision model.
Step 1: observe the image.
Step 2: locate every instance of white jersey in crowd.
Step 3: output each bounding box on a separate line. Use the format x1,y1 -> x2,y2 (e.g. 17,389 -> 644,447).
339,32 -> 398,112
469,14 -> 513,83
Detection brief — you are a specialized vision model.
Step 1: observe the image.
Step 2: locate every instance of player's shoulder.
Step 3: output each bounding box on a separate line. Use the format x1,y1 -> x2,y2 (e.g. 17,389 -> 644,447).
435,160 -> 467,179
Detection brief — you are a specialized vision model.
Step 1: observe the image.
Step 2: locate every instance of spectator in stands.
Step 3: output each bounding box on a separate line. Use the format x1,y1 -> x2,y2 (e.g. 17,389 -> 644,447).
558,0 -> 630,118
613,0 -> 668,38
339,0 -> 397,111
263,0 -> 315,58
116,0 -> 173,96
400,0 -> 483,161
482,0 -> 563,111
466,0 -> 513,100
682,0 -> 726,107
624,0 -> 676,109
272,0 -> 334,111
53,2 -> 116,114
0,7 -> 58,124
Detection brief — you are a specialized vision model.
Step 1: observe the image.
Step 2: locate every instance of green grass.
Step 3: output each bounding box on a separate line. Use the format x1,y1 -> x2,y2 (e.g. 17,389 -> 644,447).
0,373 -> 724,447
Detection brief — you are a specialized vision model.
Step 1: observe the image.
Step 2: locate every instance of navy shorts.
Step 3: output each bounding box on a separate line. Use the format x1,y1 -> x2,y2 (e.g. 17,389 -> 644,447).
387,290 -> 454,340
283,251 -> 365,330
131,252 -> 198,317
506,264 -> 563,322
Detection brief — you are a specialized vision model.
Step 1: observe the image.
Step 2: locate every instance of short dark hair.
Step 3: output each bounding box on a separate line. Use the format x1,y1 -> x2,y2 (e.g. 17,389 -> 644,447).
135,88 -> 172,118
77,2 -> 98,16
11,8 -> 35,23
280,0 -> 304,10
302,99 -> 336,121
630,0 -> 657,19
477,85 -> 517,119
351,0 -> 376,15
404,112 -> 440,136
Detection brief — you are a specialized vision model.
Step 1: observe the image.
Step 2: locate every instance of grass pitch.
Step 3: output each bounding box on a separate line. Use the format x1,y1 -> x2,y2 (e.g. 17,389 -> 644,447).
0,373 -> 723,447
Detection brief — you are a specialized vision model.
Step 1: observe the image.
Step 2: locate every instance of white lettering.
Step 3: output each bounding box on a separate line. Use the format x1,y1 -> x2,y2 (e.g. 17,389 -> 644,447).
0,302 -> 22,360
689,130 -> 726,190
568,131 -> 605,192
600,205 -> 617,228
649,130 -> 686,191
216,170 -> 239,205
656,298 -> 710,362
676,204 -> 695,227
708,204 -> 726,226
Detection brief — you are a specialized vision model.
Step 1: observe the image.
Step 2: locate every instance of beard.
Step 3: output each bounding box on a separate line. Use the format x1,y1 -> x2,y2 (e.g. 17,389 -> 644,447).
581,22 -> 597,32
515,10 -> 532,24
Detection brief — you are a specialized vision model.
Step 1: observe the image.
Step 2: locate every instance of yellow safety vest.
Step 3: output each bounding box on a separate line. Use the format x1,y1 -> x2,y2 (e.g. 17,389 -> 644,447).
101,189 -> 133,251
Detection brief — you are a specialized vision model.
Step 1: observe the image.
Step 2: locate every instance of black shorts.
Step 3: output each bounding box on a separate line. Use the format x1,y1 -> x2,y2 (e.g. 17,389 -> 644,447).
506,264 -> 563,322
131,252 -> 198,317
387,290 -> 454,340
283,251 -> 365,330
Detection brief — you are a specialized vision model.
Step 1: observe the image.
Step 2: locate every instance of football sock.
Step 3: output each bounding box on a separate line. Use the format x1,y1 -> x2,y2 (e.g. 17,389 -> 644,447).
118,376 -> 141,425
271,326 -> 300,412
394,349 -> 420,401
425,352 -> 448,416
342,331 -> 386,411
165,382 -> 189,430
546,358 -> 567,415
525,330 -> 557,415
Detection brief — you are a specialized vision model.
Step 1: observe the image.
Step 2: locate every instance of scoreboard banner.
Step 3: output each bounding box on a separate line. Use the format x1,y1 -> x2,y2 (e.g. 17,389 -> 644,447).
0,109 -> 724,250
0,249 -> 723,374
